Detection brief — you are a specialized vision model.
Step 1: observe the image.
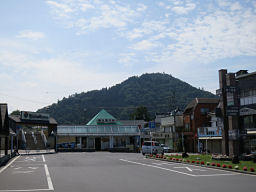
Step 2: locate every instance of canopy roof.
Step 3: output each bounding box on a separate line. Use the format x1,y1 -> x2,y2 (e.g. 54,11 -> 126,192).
86,109 -> 121,126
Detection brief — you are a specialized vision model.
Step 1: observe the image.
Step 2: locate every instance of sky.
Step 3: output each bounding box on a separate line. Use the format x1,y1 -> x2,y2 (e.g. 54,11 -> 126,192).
0,0 -> 255,113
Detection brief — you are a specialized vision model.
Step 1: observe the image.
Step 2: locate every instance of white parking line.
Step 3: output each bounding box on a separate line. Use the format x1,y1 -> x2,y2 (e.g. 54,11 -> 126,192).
0,155 -> 54,192
120,159 -> 241,177
42,155 -> 45,162
120,159 -> 195,176
0,189 -> 53,191
0,156 -> 20,174
44,164 -> 54,190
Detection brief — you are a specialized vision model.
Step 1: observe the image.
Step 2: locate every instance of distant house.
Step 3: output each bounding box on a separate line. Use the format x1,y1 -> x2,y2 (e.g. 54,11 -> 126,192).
183,98 -> 219,153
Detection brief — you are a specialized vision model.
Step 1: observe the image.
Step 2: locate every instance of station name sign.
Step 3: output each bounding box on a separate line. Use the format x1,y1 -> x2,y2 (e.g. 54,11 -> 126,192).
21,111 -> 49,121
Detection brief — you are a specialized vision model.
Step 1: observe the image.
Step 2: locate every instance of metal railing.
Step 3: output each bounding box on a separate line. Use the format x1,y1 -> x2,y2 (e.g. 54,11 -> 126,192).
57,125 -> 140,136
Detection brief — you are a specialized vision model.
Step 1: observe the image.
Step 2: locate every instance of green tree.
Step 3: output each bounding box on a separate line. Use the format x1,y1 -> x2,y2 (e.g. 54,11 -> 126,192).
10,110 -> 21,115
130,105 -> 151,121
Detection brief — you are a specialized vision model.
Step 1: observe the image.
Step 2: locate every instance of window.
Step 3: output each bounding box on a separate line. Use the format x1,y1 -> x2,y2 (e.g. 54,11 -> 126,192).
240,89 -> 256,106
240,98 -> 245,106
200,108 -> 209,115
243,115 -> 254,129
185,123 -> 190,132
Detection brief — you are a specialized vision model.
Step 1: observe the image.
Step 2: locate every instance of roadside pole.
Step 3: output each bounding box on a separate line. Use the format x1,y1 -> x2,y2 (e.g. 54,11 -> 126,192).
150,132 -> 152,155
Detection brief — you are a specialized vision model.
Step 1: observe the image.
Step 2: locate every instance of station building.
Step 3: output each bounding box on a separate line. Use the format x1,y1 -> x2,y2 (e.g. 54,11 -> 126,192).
57,109 -> 141,152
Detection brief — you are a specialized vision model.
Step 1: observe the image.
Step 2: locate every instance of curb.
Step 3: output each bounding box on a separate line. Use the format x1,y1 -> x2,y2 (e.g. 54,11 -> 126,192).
146,156 -> 256,176
20,152 -> 56,156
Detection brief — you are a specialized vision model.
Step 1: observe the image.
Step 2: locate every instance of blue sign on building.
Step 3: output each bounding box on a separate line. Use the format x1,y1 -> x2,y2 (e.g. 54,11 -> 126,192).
148,121 -> 156,129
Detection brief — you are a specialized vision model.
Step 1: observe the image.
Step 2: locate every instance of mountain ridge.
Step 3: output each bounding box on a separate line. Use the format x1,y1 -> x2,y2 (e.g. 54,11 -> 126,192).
37,73 -> 217,124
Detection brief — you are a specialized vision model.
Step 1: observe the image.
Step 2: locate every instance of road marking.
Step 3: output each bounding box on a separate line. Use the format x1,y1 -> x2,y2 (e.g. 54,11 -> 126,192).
14,167 -> 22,170
173,167 -> 206,172
120,159 -> 195,176
0,189 -> 53,191
13,171 -> 34,174
152,162 -> 175,166
173,167 -> 193,172
0,156 -> 20,174
44,164 -> 54,190
120,159 -> 241,177
42,155 -> 45,162
28,167 -> 39,170
15,161 -> 45,163
194,173 -> 241,177
148,159 -> 246,175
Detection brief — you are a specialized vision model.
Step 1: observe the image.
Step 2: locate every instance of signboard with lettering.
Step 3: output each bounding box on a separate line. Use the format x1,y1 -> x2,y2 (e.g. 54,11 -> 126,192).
228,130 -> 238,140
152,132 -> 172,139
229,130 -> 247,140
225,86 -> 237,93
21,111 -> 49,121
240,108 -> 256,116
216,89 -> 222,96
226,106 -> 239,116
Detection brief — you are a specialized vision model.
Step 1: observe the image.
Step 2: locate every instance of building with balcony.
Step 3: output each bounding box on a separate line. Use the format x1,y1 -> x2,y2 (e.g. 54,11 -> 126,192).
217,69 -> 256,156
197,112 -> 223,154
183,98 -> 219,152
237,70 -> 256,154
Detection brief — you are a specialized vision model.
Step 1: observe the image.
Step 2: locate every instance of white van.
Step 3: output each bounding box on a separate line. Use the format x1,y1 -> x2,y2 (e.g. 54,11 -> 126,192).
141,141 -> 163,155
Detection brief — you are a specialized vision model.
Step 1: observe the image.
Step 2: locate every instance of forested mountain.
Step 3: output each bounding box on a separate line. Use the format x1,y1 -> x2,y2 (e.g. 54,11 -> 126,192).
37,73 -> 217,124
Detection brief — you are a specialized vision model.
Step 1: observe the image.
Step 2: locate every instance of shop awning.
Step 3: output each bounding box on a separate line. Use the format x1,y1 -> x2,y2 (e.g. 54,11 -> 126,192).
199,136 -> 222,140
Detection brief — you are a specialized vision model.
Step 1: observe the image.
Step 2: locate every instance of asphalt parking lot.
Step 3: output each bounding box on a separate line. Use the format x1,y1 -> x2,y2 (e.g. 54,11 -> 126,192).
0,152 -> 255,192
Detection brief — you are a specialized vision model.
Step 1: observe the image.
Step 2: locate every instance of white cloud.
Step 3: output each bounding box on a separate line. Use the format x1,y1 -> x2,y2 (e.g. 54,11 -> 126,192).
172,3 -> 196,14
118,52 -> 137,67
80,3 -> 94,12
126,20 -> 167,40
0,44 -> 129,111
230,2 -> 242,11
47,0 -> 144,33
149,9 -> 256,69
217,0 -> 231,7
17,31 -> 45,40
47,0 -> 74,18
137,4 -> 147,12
130,40 -> 158,51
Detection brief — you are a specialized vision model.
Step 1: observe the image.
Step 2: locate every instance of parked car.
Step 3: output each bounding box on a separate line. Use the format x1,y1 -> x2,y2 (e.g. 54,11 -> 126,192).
160,144 -> 171,153
142,141 -> 163,155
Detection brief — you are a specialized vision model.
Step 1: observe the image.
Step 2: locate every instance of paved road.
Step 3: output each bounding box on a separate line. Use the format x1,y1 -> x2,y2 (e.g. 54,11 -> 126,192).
0,152 -> 255,192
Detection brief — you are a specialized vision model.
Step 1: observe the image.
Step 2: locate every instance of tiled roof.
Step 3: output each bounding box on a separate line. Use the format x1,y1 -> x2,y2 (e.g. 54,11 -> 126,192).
9,115 -> 57,125
184,98 -> 219,112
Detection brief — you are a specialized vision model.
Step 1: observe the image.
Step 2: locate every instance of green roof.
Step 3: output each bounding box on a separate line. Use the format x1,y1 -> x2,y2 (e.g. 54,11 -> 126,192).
86,109 -> 121,126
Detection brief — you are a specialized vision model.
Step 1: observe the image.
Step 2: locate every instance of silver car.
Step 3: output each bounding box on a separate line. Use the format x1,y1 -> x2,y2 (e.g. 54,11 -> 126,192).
160,144 -> 171,153
142,141 -> 163,155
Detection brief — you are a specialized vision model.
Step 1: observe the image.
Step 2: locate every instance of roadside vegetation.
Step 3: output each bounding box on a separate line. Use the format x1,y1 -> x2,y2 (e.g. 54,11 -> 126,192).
149,154 -> 256,172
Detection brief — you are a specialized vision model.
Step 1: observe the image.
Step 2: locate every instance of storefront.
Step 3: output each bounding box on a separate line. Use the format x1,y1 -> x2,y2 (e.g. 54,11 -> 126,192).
197,126 -> 222,154
239,107 -> 256,154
